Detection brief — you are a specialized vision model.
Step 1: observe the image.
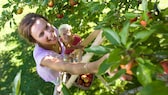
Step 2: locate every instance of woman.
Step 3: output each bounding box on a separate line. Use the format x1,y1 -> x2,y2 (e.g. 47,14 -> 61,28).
58,24 -> 83,61
18,13 -> 109,95
58,24 -> 95,90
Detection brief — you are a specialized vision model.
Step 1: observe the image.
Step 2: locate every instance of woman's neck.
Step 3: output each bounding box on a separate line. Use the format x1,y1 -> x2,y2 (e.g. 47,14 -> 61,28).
38,41 -> 61,53
52,43 -> 61,53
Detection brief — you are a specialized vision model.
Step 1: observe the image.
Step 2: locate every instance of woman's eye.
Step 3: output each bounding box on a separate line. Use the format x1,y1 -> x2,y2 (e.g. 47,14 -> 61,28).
45,25 -> 49,30
39,32 -> 44,37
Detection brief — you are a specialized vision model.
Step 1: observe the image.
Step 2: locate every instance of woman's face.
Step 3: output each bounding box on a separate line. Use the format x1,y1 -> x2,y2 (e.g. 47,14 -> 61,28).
31,18 -> 58,46
60,29 -> 72,43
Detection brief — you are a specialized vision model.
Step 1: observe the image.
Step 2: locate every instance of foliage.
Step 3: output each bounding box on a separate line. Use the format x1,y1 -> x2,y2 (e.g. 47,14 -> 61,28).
10,70 -> 22,95
0,30 -> 54,95
1,0 -> 168,95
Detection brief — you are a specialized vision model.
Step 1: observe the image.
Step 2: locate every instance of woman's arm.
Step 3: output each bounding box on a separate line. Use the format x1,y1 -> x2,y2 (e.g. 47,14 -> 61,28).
40,53 -> 109,75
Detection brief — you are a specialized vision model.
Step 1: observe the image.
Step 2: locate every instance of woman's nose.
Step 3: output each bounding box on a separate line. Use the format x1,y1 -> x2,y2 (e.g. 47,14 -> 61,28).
45,28 -> 54,36
48,27 -> 54,33
46,28 -> 55,37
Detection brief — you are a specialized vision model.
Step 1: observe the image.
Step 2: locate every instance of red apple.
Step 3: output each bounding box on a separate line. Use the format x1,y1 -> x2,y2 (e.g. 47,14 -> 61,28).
83,77 -> 90,83
48,0 -> 54,7
81,74 -> 90,83
81,74 -> 87,80
160,60 -> 168,74
77,78 -> 83,85
56,14 -> 64,19
87,74 -> 93,78
17,8 -> 23,14
84,82 -> 90,87
69,0 -> 78,6
140,20 -> 147,27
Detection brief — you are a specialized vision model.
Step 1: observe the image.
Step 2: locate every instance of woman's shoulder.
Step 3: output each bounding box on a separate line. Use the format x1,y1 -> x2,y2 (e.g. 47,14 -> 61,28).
33,44 -> 61,64
33,45 -> 62,64
73,34 -> 81,38
73,34 -> 81,41
34,44 -> 60,56
33,44 -> 50,55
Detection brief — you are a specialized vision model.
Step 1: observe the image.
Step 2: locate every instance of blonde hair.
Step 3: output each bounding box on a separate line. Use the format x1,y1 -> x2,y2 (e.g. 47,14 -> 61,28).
58,24 -> 72,35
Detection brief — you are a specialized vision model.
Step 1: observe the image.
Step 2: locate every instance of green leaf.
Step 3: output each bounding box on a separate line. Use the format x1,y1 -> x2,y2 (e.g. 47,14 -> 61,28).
13,70 -> 22,95
98,59 -> 110,75
136,58 -> 152,86
2,3 -> 11,8
84,46 -> 110,55
108,69 -> 126,84
139,81 -> 168,95
136,57 -> 145,64
42,0 -> 48,6
125,41 -> 133,49
134,29 -> 154,42
163,8 -> 168,16
103,28 -> 121,46
88,2 -> 105,15
98,49 -> 122,75
124,12 -> 138,19
135,46 -> 153,56
62,83 -> 71,95
142,0 -> 148,11
108,49 -> 122,71
119,22 -> 130,45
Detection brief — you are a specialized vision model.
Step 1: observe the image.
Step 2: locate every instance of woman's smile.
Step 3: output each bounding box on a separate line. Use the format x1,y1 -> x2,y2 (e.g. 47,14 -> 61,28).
31,18 -> 59,45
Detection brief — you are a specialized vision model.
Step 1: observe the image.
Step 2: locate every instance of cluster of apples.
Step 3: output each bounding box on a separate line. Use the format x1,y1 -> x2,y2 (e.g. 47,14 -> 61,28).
48,0 -> 78,19
75,73 -> 94,89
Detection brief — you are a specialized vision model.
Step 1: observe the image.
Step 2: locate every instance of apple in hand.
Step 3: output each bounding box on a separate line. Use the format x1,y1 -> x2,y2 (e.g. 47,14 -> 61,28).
81,74 -> 89,82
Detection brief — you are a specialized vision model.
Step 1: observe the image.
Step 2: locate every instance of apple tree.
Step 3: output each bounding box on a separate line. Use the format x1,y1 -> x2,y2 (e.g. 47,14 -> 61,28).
1,0 -> 168,95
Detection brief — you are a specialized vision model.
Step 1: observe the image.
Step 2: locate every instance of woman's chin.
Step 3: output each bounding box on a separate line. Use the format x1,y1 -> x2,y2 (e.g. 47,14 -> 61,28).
51,39 -> 58,43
